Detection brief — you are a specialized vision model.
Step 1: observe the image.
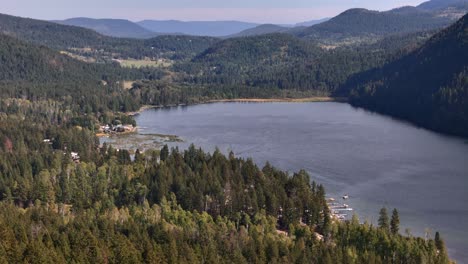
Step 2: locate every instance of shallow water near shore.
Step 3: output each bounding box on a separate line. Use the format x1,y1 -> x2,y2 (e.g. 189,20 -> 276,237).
132,102 -> 468,262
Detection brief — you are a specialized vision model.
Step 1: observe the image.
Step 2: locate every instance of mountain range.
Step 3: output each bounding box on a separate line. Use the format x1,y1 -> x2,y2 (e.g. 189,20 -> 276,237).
53,18 -> 332,38
49,0 -> 467,41
137,20 -> 259,37
51,17 -> 328,39
54,17 -> 159,39
290,3 -> 465,43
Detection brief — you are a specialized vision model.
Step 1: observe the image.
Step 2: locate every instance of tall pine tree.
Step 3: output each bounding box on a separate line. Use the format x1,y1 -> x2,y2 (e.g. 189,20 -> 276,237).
390,208 -> 400,235
378,207 -> 389,231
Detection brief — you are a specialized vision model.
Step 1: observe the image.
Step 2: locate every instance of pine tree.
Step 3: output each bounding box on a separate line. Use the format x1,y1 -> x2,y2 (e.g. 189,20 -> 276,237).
134,149 -> 144,163
160,145 -> 169,162
435,231 -> 443,251
378,207 -> 389,231
390,208 -> 400,235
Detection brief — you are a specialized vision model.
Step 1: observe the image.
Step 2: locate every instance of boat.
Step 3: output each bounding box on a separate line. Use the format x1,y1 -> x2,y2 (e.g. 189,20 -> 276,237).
342,194 -> 349,200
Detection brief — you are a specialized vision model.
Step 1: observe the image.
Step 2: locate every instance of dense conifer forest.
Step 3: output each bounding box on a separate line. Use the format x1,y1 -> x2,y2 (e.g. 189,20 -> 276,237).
0,112 -> 452,262
174,30 -> 433,95
342,14 -> 468,137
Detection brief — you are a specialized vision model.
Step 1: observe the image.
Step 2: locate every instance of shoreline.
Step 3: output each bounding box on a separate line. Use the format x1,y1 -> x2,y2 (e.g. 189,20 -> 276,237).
126,105 -> 161,116
128,97 -> 348,116
208,97 -> 347,103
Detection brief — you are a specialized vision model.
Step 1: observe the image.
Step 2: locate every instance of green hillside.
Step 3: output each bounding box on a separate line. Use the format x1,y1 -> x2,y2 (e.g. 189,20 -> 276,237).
343,14 -> 468,137
0,33 -> 146,112
175,31 -> 432,95
293,8 -> 453,43
229,24 -> 290,38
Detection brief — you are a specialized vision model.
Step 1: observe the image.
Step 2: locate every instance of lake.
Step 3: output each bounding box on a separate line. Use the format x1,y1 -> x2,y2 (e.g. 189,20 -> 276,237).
134,102 -> 468,262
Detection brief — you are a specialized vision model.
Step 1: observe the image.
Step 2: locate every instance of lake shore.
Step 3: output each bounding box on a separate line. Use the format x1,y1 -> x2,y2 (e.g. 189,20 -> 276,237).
126,105 -> 161,116
128,97 -> 348,116
208,97 -> 347,103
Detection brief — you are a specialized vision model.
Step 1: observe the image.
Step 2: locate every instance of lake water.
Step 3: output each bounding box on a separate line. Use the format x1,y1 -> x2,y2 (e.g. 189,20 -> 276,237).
134,102 -> 468,262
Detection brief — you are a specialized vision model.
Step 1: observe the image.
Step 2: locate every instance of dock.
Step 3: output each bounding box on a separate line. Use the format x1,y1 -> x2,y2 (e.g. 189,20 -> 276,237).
327,196 -> 354,221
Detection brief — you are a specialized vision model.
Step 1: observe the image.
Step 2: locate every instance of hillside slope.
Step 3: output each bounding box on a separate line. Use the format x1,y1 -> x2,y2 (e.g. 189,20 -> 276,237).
229,24 -> 290,38
343,14 -> 468,137
418,0 -> 468,11
0,13 -> 111,49
0,33 -> 142,111
175,30 -> 431,96
0,33 -> 108,84
293,7 -> 453,43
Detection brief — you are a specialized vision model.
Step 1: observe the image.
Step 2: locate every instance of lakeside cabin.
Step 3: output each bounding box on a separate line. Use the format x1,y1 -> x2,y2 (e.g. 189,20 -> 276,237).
99,124 -> 134,134
71,152 -> 80,163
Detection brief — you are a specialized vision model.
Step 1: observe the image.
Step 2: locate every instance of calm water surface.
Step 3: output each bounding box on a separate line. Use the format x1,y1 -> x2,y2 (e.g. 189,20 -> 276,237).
135,102 -> 468,262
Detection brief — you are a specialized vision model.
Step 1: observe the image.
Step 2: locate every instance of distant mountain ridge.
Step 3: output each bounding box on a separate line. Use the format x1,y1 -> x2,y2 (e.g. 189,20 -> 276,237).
294,18 -> 330,27
284,0 -> 467,44
136,19 -> 331,37
228,18 -> 330,38
292,7 -> 455,42
137,20 -> 259,37
417,0 -> 468,11
223,0 -> 466,40
54,17 -> 159,38
228,24 -> 290,38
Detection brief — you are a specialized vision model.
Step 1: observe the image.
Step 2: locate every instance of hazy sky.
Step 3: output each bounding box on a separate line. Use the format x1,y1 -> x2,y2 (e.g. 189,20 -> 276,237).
1,0 -> 427,23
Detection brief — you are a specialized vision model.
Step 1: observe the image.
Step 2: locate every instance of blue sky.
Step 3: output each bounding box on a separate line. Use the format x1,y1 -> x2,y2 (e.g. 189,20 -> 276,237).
1,0 -> 427,23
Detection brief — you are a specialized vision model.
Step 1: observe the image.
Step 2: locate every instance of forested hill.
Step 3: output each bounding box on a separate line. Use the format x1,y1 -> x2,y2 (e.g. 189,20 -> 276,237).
54,17 -> 159,39
0,13 -> 219,61
293,7 -> 454,43
418,0 -> 468,11
178,33 -> 333,93
0,33 -> 149,112
175,31 -> 433,95
194,33 -> 319,63
342,14 -> 468,137
0,13 -> 112,49
229,24 -> 291,38
143,35 -> 219,60
0,33 -> 107,83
